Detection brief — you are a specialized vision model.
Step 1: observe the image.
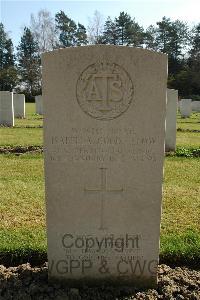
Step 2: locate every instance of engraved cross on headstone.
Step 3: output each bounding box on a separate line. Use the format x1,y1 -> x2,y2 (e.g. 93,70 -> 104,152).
84,168 -> 123,230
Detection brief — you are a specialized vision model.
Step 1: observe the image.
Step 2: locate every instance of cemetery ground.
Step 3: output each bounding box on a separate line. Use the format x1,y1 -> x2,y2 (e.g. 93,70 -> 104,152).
0,103 -> 199,299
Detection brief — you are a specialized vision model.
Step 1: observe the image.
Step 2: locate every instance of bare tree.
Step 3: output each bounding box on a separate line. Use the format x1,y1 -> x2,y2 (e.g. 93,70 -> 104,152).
30,9 -> 58,54
87,10 -> 105,44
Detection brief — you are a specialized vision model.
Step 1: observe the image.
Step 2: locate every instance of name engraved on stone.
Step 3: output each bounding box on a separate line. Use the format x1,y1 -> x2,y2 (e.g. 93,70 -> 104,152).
84,168 -> 124,230
76,62 -> 134,120
42,46 -> 167,287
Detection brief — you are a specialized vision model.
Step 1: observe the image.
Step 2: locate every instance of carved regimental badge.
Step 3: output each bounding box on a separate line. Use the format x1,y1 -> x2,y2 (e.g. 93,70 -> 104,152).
76,62 -> 134,120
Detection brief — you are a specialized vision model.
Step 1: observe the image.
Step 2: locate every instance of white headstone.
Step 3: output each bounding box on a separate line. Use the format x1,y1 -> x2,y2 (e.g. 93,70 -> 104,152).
0,91 -> 14,126
13,94 -> 25,118
42,46 -> 167,288
180,99 -> 192,118
165,89 -> 178,152
35,95 -> 43,115
192,101 -> 200,112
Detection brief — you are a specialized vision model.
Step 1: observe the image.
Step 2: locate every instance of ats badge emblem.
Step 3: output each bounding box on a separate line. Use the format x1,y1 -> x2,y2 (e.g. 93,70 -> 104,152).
76,62 -> 134,120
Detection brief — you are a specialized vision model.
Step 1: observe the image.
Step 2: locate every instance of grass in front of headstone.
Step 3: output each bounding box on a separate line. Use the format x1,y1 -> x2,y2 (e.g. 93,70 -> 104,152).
1,108 -> 199,149
0,153 -> 46,265
161,156 -> 200,266
176,131 -> 200,148
0,154 -> 199,266
0,103 -> 43,147
15,103 -> 43,128
176,113 -> 200,148
177,112 -> 200,131
0,127 -> 43,147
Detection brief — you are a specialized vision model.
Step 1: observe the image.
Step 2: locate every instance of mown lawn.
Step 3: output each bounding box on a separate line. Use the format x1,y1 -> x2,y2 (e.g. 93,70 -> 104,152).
15,103 -> 43,128
0,103 -> 43,147
0,104 -> 199,265
176,131 -> 200,148
177,112 -> 200,131
0,104 -> 199,148
0,127 -> 43,146
0,153 -> 199,264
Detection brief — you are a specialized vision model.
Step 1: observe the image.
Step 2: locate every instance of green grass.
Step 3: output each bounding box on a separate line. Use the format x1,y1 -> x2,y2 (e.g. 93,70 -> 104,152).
15,102 -> 43,128
176,113 -> 200,148
0,127 -> 43,146
0,103 -> 43,147
161,157 -> 200,234
0,106 -> 199,265
177,112 -> 200,131
0,154 -> 46,260
176,131 -> 200,148
160,230 -> 200,266
0,154 -> 199,265
1,106 -> 199,149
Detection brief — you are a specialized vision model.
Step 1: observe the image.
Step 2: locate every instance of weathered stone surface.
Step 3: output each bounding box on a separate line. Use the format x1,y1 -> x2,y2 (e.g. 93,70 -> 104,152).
0,91 -> 14,126
180,99 -> 192,118
13,94 -> 25,118
42,45 -> 167,287
165,89 -> 178,152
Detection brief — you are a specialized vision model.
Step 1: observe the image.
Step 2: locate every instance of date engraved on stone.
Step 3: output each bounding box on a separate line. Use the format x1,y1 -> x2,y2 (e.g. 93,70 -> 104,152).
76,62 -> 134,120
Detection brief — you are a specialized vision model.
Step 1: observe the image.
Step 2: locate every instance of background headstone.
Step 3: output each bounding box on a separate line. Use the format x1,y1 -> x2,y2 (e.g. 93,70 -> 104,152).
0,91 -> 14,126
165,89 -> 178,152
192,101 -> 200,112
180,99 -> 192,118
35,95 -> 43,115
13,93 -> 25,118
42,46 -> 167,287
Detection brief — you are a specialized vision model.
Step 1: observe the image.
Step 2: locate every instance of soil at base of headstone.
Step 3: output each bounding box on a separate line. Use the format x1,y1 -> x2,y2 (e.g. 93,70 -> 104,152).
0,264 -> 199,300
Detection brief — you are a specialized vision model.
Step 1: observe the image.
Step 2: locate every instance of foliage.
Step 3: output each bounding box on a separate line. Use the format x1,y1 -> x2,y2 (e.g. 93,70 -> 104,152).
55,10 -> 87,47
187,24 -> 200,97
0,11 -> 199,99
76,23 -> 88,46
103,12 -> 144,46
0,23 -> 18,91
115,12 -> 144,46
174,147 -> 200,157
16,27 -> 41,100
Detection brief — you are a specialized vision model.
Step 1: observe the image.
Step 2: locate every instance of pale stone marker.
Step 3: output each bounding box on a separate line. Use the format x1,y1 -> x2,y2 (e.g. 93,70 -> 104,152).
0,91 -> 14,126
192,101 -> 200,112
180,99 -> 192,118
42,46 -> 167,287
165,89 -> 178,152
13,93 -> 25,118
35,95 -> 43,115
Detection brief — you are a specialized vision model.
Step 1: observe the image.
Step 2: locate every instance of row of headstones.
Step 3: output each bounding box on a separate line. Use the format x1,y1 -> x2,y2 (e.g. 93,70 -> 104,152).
166,89 -> 177,152
32,95 -> 200,119
178,99 -> 200,117
165,91 -> 200,151
0,91 -> 25,126
0,92 -> 43,126
0,89 -> 196,153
